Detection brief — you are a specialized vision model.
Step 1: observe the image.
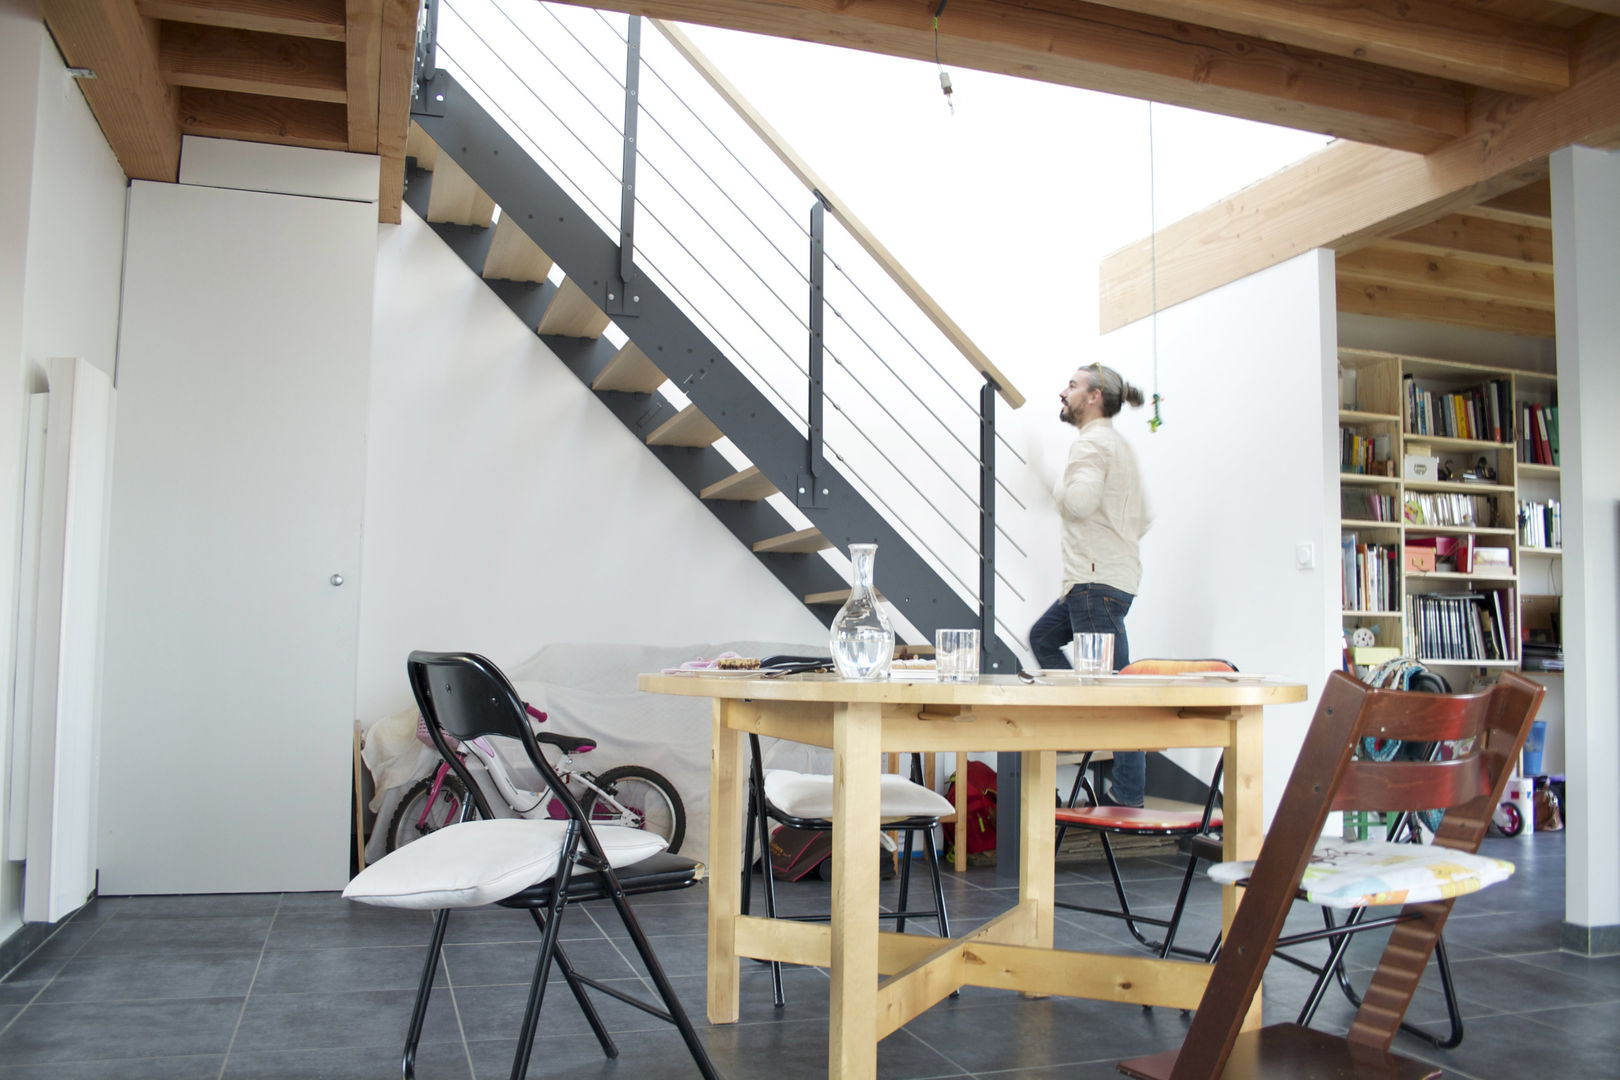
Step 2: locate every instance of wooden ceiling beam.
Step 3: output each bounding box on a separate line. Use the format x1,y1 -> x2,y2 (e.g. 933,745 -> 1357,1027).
345,0 -> 383,153
39,0 -> 181,181
1380,214 -> 1554,269
1099,18 -> 1620,331
135,0 -> 347,41
1466,177 -> 1553,226
1058,0 -> 1572,95
1336,247 -> 1555,309
1336,280 -> 1556,337
375,0 -> 418,223
159,22 -> 348,103
564,0 -> 1469,151
177,86 -> 349,149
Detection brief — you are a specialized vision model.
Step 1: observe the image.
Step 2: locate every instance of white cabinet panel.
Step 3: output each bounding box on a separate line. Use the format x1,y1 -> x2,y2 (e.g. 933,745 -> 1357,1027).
100,180 -> 372,893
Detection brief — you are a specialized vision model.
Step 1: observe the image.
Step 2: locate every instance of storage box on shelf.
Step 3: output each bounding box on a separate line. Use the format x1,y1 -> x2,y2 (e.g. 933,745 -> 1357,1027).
1337,348 -> 1554,672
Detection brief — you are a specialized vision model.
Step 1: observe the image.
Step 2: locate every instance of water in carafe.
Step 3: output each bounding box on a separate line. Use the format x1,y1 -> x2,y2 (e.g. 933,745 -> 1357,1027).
832,625 -> 893,680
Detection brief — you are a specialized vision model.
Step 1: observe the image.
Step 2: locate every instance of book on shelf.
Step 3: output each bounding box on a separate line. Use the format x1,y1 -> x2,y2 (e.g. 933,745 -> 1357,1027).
1403,490 -> 1498,528
1403,590 -> 1513,662
1340,535 -> 1399,613
1403,376 -> 1511,442
1518,499 -> 1562,548
1341,489 -> 1396,521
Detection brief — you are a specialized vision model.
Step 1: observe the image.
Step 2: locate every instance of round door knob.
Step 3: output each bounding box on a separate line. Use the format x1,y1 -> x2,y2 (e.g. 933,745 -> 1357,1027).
330,573 -> 345,587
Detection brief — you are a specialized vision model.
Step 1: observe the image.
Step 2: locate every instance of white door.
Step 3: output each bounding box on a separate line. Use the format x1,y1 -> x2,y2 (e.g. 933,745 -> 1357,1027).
98,180 -> 373,893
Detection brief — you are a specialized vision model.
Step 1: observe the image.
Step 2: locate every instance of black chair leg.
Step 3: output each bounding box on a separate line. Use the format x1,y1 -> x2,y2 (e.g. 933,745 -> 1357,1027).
403,908 -> 452,1080
508,894 -> 571,1080
742,795 -> 757,916
896,830 -> 915,933
1157,851 -> 1204,960
525,908 -> 617,1058
923,825 -> 950,941
755,792 -> 785,1007
606,887 -> 721,1079
1097,833 -> 1160,951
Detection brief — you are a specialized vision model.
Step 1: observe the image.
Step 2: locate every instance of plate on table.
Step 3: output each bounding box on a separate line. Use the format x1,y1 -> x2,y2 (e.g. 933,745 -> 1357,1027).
666,668 -> 765,678
1185,671 -> 1277,683
1037,671 -> 1187,685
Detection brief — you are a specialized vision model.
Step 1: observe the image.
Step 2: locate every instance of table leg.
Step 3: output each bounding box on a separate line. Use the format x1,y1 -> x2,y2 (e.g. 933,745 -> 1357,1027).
1019,748 -> 1057,950
1226,703 -> 1265,1030
953,751 -> 968,871
707,698 -> 744,1024
829,700 -> 881,1080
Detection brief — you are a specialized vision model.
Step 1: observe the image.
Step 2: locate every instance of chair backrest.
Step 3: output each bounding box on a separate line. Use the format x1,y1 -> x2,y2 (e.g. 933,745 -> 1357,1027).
406,650 -> 604,860
1168,670 -> 1544,1080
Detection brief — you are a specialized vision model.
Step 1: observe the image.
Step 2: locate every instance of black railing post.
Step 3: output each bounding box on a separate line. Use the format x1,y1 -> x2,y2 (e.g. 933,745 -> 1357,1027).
411,0 -> 445,118
608,15 -> 642,316
979,374 -> 998,669
800,194 -> 829,508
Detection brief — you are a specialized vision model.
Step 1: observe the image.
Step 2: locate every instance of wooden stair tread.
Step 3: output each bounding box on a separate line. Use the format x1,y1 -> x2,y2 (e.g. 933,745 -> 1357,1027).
405,121 -> 438,170
1119,1023 -> 1442,1080
424,152 -> 494,227
753,527 -> 831,554
591,342 -> 665,393
805,587 -> 887,605
536,278 -> 611,338
482,214 -> 554,283
700,466 -> 777,501
647,404 -> 722,447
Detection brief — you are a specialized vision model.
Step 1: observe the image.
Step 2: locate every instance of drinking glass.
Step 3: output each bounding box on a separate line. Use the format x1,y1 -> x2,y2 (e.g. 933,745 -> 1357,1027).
934,629 -> 981,683
1073,632 -> 1115,679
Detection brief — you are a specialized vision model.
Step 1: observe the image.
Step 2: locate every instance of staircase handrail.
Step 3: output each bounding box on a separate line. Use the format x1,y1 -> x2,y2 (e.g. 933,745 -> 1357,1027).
651,19 -> 1025,410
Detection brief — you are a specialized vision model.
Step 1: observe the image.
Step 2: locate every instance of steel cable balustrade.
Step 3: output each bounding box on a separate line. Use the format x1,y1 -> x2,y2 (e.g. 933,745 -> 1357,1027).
432,0 -> 1028,636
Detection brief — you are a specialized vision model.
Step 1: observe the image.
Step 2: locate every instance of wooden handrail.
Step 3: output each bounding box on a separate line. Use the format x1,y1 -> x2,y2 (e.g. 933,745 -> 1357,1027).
652,19 -> 1024,409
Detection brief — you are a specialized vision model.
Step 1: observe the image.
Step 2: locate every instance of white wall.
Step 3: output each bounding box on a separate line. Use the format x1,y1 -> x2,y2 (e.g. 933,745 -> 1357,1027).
355,208 -> 830,721
0,5 -> 126,947
1551,145 -> 1620,947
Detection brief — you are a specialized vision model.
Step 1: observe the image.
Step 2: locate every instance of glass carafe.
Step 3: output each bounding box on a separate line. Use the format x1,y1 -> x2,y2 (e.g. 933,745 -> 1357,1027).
829,543 -> 894,679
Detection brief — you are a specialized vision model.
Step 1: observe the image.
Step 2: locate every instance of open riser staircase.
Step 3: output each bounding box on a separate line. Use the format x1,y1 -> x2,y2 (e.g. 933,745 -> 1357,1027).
405,62 -> 1020,671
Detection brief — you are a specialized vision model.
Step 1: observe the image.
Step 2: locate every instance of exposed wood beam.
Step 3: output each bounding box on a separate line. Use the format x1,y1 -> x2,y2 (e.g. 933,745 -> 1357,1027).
1555,0 -> 1620,16
159,22 -> 348,103
574,0 -> 1470,152
1380,214 -> 1554,269
40,0 -> 181,181
1336,280 -> 1556,336
1060,0 -> 1572,94
375,0 -> 418,223
1467,177 -> 1553,226
653,18 -> 1024,408
135,0 -> 347,41
1099,19 -> 1620,331
1337,247 -> 1555,309
345,0 -> 383,153
177,86 -> 349,149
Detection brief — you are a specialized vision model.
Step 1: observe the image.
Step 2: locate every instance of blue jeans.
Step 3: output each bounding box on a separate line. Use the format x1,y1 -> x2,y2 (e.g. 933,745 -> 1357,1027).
1028,584 -> 1143,807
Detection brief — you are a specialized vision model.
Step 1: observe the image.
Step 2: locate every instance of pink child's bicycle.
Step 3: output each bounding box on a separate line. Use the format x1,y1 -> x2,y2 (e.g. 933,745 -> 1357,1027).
385,704 -> 685,853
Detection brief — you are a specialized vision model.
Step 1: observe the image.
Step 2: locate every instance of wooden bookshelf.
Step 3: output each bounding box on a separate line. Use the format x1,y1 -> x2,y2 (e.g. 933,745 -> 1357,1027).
1336,347 -> 1562,670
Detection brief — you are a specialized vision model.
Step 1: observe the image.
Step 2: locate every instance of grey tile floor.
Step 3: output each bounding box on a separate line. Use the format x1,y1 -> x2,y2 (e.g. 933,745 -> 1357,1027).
1,831 -> 1613,1078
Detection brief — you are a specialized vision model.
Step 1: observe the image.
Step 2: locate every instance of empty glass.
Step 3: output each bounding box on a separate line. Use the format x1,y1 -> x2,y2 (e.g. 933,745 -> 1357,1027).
934,629 -> 981,682
1073,632 -> 1115,678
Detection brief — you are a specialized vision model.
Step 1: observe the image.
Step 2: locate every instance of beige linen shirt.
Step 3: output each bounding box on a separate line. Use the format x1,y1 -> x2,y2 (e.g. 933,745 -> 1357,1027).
1055,417 -> 1151,595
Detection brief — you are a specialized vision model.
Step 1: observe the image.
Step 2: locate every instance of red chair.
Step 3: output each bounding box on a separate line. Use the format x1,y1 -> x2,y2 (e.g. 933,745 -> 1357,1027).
1054,658 -> 1236,959
1118,669 -> 1543,1080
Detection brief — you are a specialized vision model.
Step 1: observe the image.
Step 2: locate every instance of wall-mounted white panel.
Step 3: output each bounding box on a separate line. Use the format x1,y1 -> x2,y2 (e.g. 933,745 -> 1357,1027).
24,358 -> 115,922
179,136 -> 381,203
100,179 -> 373,894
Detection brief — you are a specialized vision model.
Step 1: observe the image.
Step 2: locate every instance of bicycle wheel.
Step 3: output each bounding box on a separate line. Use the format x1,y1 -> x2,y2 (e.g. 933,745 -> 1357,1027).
386,773 -> 468,853
1492,800 -> 1524,838
581,765 -> 686,854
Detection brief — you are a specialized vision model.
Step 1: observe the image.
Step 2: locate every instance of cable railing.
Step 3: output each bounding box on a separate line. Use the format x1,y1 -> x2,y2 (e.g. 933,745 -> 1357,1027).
429,0 -> 1031,647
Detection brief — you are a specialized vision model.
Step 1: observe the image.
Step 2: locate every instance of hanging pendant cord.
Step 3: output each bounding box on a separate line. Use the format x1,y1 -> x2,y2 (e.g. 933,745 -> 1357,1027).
1147,100 -> 1164,433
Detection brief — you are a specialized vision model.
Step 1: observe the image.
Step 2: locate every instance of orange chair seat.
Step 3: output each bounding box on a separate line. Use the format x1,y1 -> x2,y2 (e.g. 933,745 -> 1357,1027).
1053,805 -> 1221,832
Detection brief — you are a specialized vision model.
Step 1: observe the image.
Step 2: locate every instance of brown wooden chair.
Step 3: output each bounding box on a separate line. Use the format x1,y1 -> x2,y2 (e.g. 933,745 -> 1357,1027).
1118,669 -> 1544,1080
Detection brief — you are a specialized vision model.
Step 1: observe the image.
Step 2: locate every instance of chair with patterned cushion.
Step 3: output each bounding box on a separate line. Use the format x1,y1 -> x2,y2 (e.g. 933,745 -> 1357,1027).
1117,669 -> 1543,1080
1053,658 -> 1237,959
742,733 -> 954,1006
342,651 -> 717,1080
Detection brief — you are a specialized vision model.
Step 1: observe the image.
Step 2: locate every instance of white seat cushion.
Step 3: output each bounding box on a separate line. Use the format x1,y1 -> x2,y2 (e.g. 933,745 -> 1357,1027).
342,819 -> 667,910
1208,839 -> 1514,909
763,769 -> 953,820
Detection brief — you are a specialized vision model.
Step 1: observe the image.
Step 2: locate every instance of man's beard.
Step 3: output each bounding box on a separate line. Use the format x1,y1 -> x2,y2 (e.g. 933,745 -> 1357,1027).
1058,401 -> 1074,424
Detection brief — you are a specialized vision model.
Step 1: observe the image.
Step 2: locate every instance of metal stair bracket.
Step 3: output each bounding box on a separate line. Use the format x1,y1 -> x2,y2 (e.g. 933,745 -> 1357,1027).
406,66 -> 1017,671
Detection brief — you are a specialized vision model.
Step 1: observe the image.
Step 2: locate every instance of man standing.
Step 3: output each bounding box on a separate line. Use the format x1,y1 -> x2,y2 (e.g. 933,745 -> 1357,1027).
1029,362 -> 1152,806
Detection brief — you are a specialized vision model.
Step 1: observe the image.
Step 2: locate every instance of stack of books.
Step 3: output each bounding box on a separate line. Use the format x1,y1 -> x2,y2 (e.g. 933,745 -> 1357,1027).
1521,640 -> 1564,672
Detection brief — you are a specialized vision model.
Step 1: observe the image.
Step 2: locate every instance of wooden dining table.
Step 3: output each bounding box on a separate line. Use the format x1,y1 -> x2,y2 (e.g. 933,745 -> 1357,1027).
638,670 -> 1309,1080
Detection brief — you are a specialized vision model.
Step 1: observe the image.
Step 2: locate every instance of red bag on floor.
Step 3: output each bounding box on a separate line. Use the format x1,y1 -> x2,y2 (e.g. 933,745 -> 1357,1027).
943,762 -> 997,856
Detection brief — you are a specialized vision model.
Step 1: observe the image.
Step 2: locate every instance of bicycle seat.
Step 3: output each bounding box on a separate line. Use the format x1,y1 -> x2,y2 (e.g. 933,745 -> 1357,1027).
534,731 -> 597,754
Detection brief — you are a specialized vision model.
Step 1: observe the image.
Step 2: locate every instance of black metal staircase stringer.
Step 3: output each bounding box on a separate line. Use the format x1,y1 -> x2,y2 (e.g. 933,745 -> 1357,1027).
408,72 -> 1019,669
